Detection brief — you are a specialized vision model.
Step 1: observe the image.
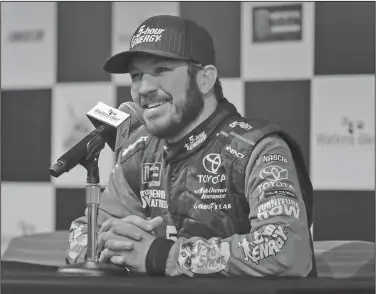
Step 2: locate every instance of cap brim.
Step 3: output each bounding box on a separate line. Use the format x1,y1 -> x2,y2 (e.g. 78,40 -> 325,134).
103,49 -> 190,74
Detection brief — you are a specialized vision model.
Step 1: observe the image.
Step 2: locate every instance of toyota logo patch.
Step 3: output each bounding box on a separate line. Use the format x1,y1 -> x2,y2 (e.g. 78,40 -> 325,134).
259,165 -> 288,184
203,154 -> 221,174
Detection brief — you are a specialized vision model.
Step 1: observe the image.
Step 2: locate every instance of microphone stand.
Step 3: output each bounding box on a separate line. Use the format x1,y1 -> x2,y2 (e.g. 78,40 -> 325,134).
57,142 -> 129,276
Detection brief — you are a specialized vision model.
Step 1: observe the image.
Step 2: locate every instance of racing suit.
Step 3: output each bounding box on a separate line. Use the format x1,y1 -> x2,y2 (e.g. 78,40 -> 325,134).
67,98 -> 317,277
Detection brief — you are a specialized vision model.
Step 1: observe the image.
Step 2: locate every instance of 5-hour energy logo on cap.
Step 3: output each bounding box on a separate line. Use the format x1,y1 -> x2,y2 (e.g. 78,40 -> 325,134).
131,25 -> 165,48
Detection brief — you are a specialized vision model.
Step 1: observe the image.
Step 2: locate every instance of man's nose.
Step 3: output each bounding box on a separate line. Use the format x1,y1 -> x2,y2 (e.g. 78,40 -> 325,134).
138,74 -> 158,95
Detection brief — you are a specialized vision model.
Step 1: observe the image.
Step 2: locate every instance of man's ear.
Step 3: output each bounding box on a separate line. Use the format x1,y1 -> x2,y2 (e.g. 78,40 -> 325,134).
196,65 -> 218,95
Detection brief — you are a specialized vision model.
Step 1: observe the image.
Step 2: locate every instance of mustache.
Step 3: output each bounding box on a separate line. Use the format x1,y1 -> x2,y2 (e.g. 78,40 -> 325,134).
140,93 -> 172,107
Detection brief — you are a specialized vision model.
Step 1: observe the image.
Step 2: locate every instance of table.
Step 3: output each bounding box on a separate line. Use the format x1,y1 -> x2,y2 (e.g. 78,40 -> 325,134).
2,261 -> 374,294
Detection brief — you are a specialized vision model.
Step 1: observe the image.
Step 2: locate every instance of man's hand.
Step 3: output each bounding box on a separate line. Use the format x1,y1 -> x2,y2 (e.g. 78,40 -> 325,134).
97,215 -> 164,272
99,215 -> 163,235
99,223 -> 156,272
97,215 -> 163,252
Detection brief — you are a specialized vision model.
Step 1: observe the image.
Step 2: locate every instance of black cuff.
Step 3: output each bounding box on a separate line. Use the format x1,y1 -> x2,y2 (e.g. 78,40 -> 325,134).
145,238 -> 175,276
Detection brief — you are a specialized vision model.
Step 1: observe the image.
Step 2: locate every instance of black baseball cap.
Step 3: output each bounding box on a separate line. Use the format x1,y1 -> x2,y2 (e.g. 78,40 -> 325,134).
103,15 -> 216,74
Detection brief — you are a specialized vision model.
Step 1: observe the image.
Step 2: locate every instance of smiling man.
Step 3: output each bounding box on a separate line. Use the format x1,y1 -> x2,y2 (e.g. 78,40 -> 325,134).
66,15 -> 317,278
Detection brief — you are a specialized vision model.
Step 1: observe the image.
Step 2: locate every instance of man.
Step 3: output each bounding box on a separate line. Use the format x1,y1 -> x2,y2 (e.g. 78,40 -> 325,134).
67,15 -> 317,277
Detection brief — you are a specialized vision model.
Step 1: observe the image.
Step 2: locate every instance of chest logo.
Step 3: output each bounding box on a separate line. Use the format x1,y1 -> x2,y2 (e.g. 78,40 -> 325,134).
142,162 -> 162,187
203,153 -> 221,174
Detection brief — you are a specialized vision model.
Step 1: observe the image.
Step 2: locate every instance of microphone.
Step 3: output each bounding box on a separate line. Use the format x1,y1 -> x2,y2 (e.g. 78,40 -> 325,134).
50,102 -> 143,178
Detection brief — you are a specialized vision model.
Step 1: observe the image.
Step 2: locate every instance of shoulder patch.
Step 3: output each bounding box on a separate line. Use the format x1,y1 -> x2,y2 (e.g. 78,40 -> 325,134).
229,120 -> 253,131
222,138 -> 253,174
219,116 -> 285,172
261,154 -> 288,164
224,144 -> 246,160
223,117 -> 279,147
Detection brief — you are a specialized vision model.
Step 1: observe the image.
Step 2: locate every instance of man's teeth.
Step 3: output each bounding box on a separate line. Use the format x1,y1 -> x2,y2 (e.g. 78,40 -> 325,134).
145,101 -> 167,109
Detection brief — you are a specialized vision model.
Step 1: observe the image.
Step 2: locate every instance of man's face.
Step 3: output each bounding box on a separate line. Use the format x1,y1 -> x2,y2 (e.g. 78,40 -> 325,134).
129,54 -> 204,139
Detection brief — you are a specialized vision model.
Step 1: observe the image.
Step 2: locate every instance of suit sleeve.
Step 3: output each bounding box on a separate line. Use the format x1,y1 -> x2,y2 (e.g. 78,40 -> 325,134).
66,141 -> 146,264
161,135 -> 313,277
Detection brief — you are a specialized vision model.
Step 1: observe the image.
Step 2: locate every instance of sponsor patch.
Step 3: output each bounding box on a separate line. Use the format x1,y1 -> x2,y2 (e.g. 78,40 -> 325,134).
202,153 -> 221,174
197,154 -> 226,185
184,131 -> 207,151
178,238 -> 231,274
142,162 -> 162,187
238,224 -> 288,264
229,121 -> 253,130
257,197 -> 300,220
194,202 -> 232,210
257,180 -> 296,193
140,189 -> 168,209
68,222 -> 86,245
194,187 -> 227,200
263,189 -> 296,199
260,165 -> 288,183
225,145 -> 245,159
257,165 -> 295,194
131,25 -> 165,48
68,234 -> 87,262
197,174 -> 226,184
262,154 -> 288,164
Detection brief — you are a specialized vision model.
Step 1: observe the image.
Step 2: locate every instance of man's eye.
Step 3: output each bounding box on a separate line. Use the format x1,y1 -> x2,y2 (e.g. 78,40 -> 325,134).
156,67 -> 169,74
131,73 -> 143,81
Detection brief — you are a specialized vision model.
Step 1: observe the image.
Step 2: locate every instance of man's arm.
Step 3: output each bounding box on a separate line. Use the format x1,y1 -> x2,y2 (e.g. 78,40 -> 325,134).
148,135 -> 313,277
66,133 -> 147,265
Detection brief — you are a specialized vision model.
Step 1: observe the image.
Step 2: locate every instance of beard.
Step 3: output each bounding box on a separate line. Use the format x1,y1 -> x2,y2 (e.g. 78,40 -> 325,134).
142,77 -> 204,139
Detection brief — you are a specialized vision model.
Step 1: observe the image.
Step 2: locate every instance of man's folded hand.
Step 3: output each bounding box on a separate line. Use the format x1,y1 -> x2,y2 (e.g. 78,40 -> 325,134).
97,215 -> 164,272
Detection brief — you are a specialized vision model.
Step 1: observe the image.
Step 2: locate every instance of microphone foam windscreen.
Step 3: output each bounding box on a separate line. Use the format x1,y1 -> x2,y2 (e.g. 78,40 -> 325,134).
118,102 -> 144,131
